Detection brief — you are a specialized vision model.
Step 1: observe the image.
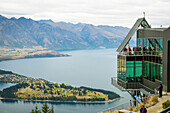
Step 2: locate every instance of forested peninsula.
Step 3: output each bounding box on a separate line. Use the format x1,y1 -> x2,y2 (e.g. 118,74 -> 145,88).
0,69 -> 120,103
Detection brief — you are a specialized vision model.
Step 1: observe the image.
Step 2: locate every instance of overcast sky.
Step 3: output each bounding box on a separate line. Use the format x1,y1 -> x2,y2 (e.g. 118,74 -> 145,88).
0,0 -> 170,27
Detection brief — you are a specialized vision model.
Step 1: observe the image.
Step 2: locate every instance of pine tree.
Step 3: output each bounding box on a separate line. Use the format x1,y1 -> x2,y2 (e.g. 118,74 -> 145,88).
30,109 -> 35,113
35,105 -> 41,113
42,102 -> 50,113
50,105 -> 54,113
30,105 -> 41,113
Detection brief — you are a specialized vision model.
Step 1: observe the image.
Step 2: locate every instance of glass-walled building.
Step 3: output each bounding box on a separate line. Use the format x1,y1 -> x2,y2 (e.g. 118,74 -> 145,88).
115,18 -> 170,93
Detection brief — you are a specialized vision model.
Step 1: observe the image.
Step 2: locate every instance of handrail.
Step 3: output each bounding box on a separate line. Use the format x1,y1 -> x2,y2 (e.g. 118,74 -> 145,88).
138,83 -> 155,94
100,101 -> 131,113
99,96 -> 150,113
111,77 -> 155,95
119,51 -> 162,56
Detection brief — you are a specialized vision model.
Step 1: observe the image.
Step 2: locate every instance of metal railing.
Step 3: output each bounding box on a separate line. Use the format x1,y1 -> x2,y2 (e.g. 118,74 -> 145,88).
111,77 -> 125,91
99,99 -> 140,113
99,95 -> 151,113
111,77 -> 155,95
119,51 -> 162,56
99,77 -> 156,113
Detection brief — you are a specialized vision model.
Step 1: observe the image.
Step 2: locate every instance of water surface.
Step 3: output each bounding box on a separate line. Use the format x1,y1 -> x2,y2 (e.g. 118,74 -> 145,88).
0,49 -> 131,113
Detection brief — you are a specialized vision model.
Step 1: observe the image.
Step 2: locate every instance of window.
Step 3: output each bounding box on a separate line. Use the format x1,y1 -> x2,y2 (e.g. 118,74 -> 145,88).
117,55 -> 126,81
136,61 -> 142,77
126,61 -> 134,77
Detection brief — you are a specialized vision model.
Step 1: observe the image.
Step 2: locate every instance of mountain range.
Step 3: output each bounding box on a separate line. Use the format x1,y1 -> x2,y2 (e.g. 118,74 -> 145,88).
0,14 -> 134,50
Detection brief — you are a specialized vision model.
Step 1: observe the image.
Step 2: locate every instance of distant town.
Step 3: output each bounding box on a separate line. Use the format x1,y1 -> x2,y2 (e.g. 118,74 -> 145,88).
0,74 -> 46,83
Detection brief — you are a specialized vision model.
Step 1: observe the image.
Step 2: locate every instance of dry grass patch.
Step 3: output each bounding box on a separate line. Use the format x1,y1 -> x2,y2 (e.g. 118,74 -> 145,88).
149,95 -> 158,105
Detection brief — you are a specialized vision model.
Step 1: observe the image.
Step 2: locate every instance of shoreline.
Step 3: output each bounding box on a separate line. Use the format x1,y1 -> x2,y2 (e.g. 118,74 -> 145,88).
0,55 -> 71,62
0,97 -> 121,104
0,67 -> 121,105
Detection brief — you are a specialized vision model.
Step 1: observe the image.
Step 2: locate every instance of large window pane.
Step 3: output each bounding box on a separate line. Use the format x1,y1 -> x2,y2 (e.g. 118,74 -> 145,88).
126,61 -> 134,79
151,63 -> 155,82
136,61 -> 142,77
159,65 -> 162,81
156,64 -> 159,80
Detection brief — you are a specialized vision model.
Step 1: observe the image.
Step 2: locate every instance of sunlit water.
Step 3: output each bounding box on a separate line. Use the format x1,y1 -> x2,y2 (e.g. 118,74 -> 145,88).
0,49 -> 131,113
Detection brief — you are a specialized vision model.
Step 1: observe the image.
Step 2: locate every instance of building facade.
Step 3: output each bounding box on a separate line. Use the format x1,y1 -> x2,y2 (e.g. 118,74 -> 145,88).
114,18 -> 170,94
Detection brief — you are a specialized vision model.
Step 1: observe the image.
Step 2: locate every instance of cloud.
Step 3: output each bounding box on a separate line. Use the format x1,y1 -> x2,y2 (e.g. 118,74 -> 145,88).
0,0 -> 170,27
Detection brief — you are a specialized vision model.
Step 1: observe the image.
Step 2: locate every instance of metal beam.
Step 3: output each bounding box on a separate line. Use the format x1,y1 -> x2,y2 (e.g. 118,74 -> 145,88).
116,18 -> 151,52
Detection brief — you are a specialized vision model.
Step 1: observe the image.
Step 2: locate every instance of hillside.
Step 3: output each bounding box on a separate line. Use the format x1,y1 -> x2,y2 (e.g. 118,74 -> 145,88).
0,14 -> 134,50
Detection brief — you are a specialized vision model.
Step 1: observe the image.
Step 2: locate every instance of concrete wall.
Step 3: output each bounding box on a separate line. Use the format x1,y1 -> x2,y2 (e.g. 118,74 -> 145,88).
163,28 -> 170,92
137,29 -> 163,39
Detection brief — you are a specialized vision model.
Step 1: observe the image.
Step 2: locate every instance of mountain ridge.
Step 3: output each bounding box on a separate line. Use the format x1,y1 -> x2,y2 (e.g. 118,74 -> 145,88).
0,14 -> 134,50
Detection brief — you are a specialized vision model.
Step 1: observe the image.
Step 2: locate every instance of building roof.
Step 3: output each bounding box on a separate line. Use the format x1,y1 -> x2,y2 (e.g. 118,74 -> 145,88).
116,18 -> 151,52
139,28 -> 167,31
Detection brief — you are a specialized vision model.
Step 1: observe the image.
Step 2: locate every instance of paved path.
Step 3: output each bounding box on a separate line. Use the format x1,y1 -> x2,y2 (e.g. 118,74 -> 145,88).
138,95 -> 170,113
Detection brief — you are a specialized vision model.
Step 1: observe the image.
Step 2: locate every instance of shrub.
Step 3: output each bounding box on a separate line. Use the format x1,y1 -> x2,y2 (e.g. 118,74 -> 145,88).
113,110 -> 119,113
149,95 -> 158,105
128,106 -> 133,111
133,107 -> 137,112
162,100 -> 170,109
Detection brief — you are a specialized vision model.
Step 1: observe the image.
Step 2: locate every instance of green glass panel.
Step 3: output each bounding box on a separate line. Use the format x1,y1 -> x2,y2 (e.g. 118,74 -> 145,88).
143,61 -> 147,78
126,67 -> 134,77
146,62 -> 150,80
136,66 -> 142,77
156,39 -> 160,55
151,63 -> 155,81
156,64 -> 159,80
144,39 -> 147,47
135,61 -> 142,77
160,39 -> 163,51
147,39 -> 150,54
126,61 -> 134,67
136,61 -> 142,66
159,65 -> 162,81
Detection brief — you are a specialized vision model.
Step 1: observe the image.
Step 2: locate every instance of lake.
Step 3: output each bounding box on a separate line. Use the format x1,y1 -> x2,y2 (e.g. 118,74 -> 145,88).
0,49 -> 131,113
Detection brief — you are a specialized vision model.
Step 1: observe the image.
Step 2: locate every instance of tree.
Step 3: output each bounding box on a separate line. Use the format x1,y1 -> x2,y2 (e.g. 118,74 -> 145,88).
30,105 -> 41,113
49,105 -> 54,113
49,90 -> 53,95
82,89 -> 87,95
42,102 -> 50,113
44,90 -> 47,94
35,105 -> 41,113
78,91 -> 82,96
30,109 -> 35,113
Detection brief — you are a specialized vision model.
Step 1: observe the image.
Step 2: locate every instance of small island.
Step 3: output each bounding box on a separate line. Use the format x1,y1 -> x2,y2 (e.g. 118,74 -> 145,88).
0,69 -> 120,103
0,46 -> 70,62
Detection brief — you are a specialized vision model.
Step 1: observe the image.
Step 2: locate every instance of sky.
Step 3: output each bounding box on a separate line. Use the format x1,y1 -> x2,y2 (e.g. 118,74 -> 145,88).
0,0 -> 170,28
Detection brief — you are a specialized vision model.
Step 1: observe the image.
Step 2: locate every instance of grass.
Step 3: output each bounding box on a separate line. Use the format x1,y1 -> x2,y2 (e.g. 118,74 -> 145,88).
149,95 -> 158,105
15,82 -> 110,101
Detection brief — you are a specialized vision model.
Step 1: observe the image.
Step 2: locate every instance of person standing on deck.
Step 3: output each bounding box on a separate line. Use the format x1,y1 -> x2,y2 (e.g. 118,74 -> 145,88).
158,84 -> 163,98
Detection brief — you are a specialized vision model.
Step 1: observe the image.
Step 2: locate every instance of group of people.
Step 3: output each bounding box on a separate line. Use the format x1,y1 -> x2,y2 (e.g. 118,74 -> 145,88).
123,46 -> 157,55
129,84 -> 163,113
124,46 -> 142,55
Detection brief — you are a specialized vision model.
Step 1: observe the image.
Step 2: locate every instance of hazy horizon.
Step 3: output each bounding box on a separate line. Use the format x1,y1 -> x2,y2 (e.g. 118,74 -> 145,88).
0,0 -> 170,28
